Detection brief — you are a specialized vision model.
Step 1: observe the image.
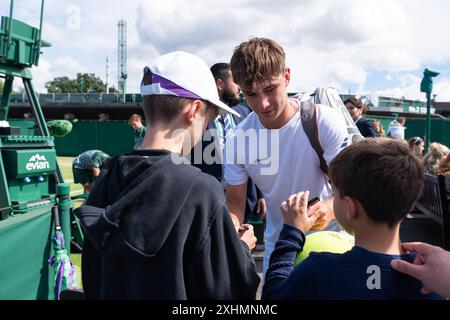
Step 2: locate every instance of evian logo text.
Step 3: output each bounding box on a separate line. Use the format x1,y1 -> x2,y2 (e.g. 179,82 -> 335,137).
26,154 -> 50,171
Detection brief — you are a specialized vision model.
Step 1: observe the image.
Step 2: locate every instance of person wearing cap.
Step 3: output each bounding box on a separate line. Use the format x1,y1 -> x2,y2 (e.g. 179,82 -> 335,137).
224,37 -> 349,279
74,51 -> 260,300
186,62 -> 237,184
344,97 -> 379,138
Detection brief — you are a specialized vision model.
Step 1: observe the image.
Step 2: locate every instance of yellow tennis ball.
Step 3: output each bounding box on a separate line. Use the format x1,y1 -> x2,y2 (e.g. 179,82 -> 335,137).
295,231 -> 354,266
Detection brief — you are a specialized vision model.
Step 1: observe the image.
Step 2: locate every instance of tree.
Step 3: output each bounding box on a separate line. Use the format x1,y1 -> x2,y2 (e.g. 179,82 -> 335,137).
45,73 -> 116,93
107,86 -> 117,93
76,73 -> 105,93
45,76 -> 78,93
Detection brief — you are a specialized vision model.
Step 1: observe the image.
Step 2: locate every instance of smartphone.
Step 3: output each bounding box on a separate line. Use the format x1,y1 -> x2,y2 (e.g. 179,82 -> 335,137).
307,197 -> 320,209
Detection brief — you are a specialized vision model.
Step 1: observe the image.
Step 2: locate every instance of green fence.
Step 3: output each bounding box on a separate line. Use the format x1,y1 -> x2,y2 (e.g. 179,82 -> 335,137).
402,119 -> 450,146
7,117 -> 449,157
7,119 -> 135,156
53,120 -> 135,156
8,93 -> 143,104
367,116 -> 450,146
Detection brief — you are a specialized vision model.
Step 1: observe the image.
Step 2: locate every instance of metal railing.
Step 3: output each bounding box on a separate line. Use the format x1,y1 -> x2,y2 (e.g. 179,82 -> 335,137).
7,93 -> 143,104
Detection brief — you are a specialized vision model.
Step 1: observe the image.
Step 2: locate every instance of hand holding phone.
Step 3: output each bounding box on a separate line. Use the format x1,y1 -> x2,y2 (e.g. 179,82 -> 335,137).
307,197 -> 320,209
280,191 -> 319,232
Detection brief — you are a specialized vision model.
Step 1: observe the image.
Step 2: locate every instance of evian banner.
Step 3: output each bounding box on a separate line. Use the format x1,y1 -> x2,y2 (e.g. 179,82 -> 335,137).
26,154 -> 51,171
2,149 -> 56,178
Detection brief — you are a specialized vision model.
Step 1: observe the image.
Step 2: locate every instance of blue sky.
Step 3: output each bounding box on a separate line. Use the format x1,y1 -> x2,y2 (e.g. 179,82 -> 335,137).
2,0 -> 450,102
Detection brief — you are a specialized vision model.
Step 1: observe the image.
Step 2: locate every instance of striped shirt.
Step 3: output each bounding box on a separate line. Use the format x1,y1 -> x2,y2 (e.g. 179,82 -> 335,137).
73,150 -> 110,169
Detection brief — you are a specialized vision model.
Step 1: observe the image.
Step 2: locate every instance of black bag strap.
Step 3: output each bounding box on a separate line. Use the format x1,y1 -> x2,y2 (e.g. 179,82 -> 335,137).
299,100 -> 328,175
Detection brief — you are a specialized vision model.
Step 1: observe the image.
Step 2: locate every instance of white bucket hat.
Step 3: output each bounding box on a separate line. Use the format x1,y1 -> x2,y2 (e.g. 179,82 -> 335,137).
141,51 -> 240,117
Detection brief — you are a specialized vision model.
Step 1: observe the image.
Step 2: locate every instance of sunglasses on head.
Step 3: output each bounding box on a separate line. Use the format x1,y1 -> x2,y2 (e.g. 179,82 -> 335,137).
411,137 -> 422,145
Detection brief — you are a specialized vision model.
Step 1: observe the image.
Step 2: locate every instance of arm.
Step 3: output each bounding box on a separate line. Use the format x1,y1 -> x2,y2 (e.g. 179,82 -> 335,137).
256,185 -> 263,200
257,198 -> 267,220
223,128 -> 249,226
91,166 -> 101,177
263,191 -> 319,299
226,182 -> 247,226
262,224 -> 306,299
318,108 -> 348,162
254,185 -> 266,219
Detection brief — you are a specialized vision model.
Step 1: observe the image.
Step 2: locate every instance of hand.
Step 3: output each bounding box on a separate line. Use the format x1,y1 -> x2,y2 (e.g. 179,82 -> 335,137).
256,198 -> 266,220
308,201 -> 334,231
239,224 -> 257,251
390,242 -> 450,298
280,191 -> 318,233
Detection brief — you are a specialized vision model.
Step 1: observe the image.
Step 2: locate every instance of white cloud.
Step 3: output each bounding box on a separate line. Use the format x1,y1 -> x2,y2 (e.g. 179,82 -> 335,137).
370,70 -> 449,103
373,73 -> 450,102
27,58 -> 52,93
3,0 -> 450,102
134,0 -> 425,95
26,55 -> 88,92
374,73 -> 423,101
328,62 -> 367,87
51,55 -> 88,77
434,78 -> 450,102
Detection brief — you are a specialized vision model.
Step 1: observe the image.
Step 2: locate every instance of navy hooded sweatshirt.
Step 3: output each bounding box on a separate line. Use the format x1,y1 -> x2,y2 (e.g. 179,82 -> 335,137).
75,149 -> 260,300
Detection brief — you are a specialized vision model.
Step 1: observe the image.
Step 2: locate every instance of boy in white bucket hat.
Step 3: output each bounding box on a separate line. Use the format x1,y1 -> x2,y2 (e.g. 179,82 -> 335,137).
75,51 -> 259,300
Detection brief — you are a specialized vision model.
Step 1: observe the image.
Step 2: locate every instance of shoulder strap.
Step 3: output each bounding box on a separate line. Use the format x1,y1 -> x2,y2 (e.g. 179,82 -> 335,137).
299,101 -> 328,175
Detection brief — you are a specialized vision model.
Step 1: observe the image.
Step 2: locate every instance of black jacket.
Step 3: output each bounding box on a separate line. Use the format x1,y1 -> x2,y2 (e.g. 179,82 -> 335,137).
356,117 -> 379,138
75,150 -> 260,300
